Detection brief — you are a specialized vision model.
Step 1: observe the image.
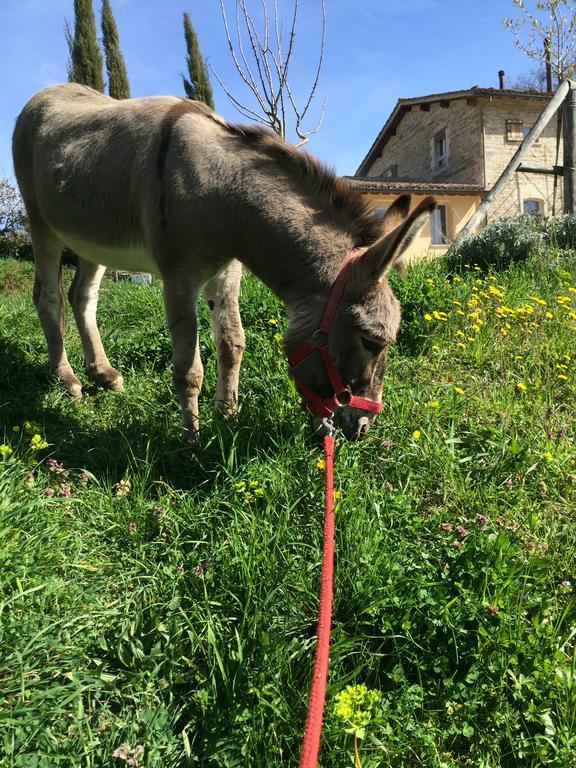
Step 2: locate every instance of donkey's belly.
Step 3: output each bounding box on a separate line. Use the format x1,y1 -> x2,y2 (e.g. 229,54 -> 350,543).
56,231 -> 158,274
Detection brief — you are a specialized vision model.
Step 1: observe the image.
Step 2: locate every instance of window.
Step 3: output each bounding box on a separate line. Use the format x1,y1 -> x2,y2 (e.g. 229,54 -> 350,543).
506,120 -> 523,141
430,205 -> 448,245
381,164 -> 398,179
523,199 -> 542,216
434,131 -> 448,169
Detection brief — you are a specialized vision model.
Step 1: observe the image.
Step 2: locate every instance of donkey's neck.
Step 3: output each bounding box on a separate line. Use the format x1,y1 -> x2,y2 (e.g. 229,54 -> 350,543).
247,224 -> 354,349
230,178 -> 355,344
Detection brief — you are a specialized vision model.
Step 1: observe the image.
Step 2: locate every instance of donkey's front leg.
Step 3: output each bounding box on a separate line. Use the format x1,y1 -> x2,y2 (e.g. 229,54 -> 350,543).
162,275 -> 203,439
203,260 -> 245,417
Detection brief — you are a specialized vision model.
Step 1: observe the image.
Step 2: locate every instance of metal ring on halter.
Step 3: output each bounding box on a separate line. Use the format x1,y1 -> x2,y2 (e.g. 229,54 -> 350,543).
334,389 -> 351,407
321,417 -> 335,435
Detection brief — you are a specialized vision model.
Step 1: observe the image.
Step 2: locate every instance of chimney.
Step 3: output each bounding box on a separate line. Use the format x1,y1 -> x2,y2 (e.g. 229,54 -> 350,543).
498,70 -> 505,90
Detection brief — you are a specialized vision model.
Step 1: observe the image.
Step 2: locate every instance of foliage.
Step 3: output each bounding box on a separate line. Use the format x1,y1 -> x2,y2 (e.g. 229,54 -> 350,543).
504,0 -> 576,86
181,11 -> 214,109
69,0 -> 104,92
101,0 -> 130,100
0,178 -> 30,261
446,215 -> 546,270
1,249 -> 576,766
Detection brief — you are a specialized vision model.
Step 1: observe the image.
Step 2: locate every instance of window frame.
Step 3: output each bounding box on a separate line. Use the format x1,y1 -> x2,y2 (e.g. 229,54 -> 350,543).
433,130 -> 448,170
523,198 -> 543,216
430,205 -> 448,246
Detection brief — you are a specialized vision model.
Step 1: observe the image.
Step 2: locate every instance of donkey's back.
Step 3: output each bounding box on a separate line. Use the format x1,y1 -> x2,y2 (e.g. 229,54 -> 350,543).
13,83 -> 223,266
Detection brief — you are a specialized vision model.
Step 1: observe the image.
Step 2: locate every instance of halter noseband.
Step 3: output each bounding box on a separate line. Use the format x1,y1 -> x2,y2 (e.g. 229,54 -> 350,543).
287,250 -> 383,421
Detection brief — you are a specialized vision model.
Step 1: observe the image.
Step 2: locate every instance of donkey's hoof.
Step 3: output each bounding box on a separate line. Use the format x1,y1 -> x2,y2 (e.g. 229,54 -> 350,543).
55,369 -> 83,399
214,399 -> 238,419
181,428 -> 201,448
87,365 -> 124,392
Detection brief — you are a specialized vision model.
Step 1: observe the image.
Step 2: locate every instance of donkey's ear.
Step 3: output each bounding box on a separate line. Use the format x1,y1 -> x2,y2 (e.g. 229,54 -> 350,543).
352,197 -> 436,287
380,194 -> 411,236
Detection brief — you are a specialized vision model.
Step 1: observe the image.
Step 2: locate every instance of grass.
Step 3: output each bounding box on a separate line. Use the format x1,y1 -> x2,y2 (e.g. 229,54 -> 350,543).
0,249 -> 575,767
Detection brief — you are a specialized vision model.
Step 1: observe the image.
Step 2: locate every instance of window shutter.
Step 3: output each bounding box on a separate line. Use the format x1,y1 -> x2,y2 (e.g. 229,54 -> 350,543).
506,120 -> 523,141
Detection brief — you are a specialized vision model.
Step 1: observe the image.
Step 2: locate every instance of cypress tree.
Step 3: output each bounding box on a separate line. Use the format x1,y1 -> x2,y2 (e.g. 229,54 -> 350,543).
181,11 -> 214,109
69,0 -> 104,92
101,0 -> 131,99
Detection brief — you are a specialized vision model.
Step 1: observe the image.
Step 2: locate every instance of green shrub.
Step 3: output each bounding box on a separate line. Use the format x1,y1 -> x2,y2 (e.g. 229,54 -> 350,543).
0,233 -> 32,261
447,215 -> 544,271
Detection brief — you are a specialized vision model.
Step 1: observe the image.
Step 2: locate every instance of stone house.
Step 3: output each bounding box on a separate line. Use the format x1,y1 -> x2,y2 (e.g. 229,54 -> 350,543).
349,85 -> 563,259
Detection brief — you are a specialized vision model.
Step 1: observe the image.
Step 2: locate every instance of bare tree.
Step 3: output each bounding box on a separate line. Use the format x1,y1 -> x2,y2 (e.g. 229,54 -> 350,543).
213,0 -> 326,145
510,63 -> 549,91
0,179 -> 27,238
504,0 -> 576,86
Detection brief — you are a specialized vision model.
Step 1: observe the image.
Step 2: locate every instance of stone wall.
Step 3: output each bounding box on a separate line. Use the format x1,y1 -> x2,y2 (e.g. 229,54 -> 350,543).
367,99 -> 483,184
481,97 -> 563,220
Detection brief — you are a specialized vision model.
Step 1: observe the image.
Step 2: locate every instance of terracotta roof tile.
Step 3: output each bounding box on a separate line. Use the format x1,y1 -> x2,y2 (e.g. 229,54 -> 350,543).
345,176 -> 485,195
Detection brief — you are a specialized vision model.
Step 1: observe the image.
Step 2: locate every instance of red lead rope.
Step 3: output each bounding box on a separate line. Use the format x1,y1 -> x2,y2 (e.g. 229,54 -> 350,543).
298,433 -> 335,768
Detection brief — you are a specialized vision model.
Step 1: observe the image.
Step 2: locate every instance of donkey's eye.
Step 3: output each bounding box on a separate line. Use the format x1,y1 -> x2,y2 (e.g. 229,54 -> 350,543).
361,337 -> 384,355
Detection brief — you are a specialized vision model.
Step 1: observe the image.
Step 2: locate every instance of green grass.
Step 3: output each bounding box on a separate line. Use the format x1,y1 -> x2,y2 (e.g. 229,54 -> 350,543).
0,250 -> 575,767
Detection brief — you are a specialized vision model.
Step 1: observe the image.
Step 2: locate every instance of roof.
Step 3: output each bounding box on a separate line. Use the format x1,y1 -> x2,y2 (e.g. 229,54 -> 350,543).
355,85 -> 553,177
345,176 -> 485,196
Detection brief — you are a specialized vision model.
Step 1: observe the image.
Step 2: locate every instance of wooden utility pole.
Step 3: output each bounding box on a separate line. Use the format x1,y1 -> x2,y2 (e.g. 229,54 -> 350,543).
563,81 -> 576,214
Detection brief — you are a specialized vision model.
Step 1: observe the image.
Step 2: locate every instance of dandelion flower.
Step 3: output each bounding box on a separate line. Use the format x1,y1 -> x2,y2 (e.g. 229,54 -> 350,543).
316,458 -> 326,470
453,387 -> 465,395
412,430 -> 421,440
0,444 -> 13,459
516,382 -> 527,391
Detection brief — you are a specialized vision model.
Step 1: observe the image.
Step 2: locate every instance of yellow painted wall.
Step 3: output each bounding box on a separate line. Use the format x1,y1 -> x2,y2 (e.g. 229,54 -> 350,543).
360,192 -> 482,261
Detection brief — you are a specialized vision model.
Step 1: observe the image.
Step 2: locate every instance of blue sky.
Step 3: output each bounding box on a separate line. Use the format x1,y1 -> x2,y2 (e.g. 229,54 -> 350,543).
0,0 -> 531,180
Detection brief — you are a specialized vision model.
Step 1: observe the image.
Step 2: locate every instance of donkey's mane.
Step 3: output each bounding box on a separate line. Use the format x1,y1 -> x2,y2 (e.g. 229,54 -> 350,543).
224,123 -> 382,247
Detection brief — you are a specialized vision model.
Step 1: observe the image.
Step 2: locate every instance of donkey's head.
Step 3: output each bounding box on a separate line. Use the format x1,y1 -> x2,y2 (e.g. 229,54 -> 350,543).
287,196 -> 435,440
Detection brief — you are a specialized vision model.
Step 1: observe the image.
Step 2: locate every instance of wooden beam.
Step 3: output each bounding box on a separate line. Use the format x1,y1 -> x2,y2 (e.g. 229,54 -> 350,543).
452,79 -> 571,245
563,82 -> 576,213
517,164 -> 564,175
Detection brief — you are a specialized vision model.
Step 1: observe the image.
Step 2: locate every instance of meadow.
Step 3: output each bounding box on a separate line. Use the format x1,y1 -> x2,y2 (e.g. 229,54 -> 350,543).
0,245 -> 575,767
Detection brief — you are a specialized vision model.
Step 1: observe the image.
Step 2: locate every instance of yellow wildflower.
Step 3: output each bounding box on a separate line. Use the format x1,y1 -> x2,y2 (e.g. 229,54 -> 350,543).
268,318 -> 278,325
432,344 -> 440,351
454,387 -> 465,395
316,458 -> 326,470
412,430 -> 421,440
12,426 -> 20,433
30,434 -> 48,451
558,374 -> 568,381
426,400 -> 440,408
0,444 -> 14,459
516,382 -> 527,391
424,313 -> 433,321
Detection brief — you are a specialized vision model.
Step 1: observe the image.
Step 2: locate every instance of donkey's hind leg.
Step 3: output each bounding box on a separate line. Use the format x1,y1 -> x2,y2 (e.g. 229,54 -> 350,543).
30,224 -> 83,398
203,260 -> 245,417
68,258 -> 123,391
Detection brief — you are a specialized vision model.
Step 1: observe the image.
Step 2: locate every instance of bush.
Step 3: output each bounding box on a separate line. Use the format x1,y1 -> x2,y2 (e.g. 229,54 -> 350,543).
446,215 -> 544,271
0,233 -> 32,261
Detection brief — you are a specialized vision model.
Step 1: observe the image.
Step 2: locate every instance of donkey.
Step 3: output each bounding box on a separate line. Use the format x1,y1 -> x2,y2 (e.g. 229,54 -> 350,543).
13,84 -> 434,440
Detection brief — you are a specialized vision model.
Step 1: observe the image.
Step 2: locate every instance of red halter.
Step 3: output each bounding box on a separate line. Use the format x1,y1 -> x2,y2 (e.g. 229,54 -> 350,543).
287,251 -> 383,421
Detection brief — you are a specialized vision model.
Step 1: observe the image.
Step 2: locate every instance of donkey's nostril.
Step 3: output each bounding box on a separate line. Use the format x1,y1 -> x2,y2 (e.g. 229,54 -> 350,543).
357,417 -> 370,438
